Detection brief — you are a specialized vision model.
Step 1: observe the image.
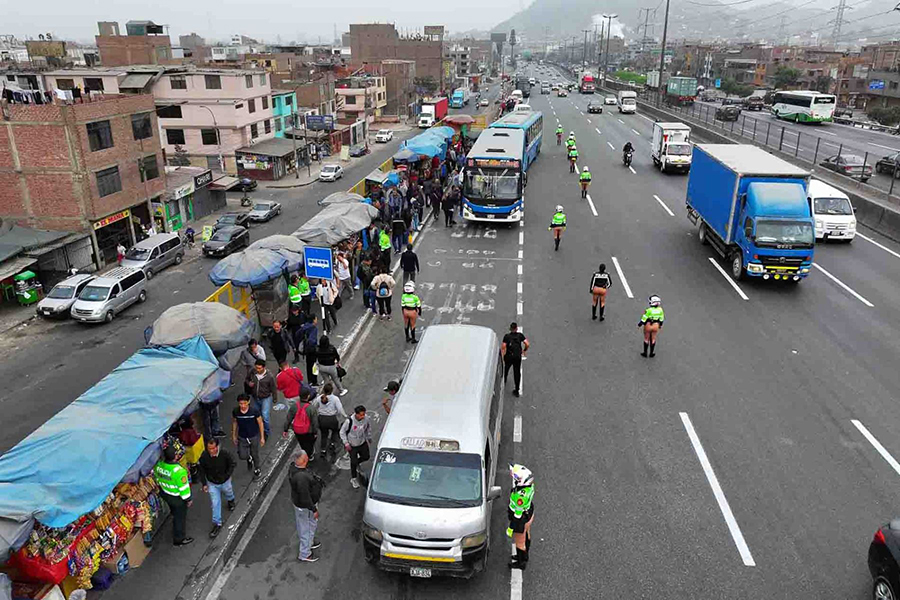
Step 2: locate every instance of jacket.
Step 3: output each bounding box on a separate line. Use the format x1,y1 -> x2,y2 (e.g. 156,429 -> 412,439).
371,273 -> 395,297
288,464 -> 321,510
299,321 -> 318,349
341,414 -> 373,448
316,343 -> 340,366
400,250 -> 419,273
198,449 -> 237,486
284,400 -> 319,434
357,263 -> 375,289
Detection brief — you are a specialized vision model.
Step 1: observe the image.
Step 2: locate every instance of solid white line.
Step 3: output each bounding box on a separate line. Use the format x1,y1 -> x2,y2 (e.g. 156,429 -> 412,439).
586,193 -> 598,217
519,231 -> 524,245
631,128 -> 641,136
611,256 -> 634,298
707,258 -> 750,301
628,166 -> 636,174
652,194 -> 675,217
595,127 -> 602,135
853,420 -> 900,477
606,141 -> 615,150
513,414 -> 523,443
857,232 -> 900,260
870,142 -> 900,152
680,412 -> 756,567
812,263 -> 874,306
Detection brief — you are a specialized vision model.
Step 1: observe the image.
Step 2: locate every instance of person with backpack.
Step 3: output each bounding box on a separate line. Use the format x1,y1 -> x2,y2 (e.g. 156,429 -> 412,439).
341,405 -> 373,489
283,388 -> 319,460
371,267 -> 395,320
501,322 -> 530,398
316,278 -> 339,334
313,383 -> 347,459
277,361 -> 312,408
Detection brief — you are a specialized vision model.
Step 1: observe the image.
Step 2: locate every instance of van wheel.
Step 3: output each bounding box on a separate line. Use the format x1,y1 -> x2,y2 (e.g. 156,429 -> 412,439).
104,310 -> 114,323
138,290 -> 147,303
698,224 -> 709,245
730,252 -> 745,281
145,269 -> 154,280
175,254 -> 183,265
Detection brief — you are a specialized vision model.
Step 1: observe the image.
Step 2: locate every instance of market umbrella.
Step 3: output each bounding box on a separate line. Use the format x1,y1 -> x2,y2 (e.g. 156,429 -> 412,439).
144,302 -> 253,355
248,234 -> 305,254
428,126 -> 455,139
444,114 -> 475,125
208,247 -> 302,287
392,148 -> 420,163
293,203 -> 379,246
317,191 -> 365,206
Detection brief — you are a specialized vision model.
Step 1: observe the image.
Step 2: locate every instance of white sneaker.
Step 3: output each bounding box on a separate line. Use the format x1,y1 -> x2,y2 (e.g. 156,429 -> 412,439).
339,388 -> 349,396
350,477 -> 360,489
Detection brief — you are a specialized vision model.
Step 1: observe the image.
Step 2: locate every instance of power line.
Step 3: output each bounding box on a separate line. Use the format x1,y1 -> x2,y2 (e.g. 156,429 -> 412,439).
683,0 -> 762,6
831,0 -> 849,42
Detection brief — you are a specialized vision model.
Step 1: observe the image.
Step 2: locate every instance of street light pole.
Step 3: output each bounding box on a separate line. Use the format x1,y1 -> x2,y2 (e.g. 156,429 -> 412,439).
603,14 -> 618,86
199,104 -> 224,172
658,0 -> 671,107
582,30 -> 590,74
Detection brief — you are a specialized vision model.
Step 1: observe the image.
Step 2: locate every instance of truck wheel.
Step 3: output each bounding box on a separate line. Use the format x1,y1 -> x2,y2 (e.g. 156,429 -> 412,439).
698,224 -> 709,246
730,252 -> 745,281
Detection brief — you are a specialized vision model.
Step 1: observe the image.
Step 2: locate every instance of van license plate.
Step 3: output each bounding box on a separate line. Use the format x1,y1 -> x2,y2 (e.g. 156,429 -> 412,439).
410,567 -> 431,578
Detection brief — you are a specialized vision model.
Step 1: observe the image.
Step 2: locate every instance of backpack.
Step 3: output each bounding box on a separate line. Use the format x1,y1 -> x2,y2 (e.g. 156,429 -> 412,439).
505,333 -> 524,358
378,279 -> 390,298
292,401 -> 312,435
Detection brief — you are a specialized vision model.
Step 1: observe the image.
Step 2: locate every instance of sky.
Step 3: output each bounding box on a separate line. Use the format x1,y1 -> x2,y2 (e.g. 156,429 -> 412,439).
5,0 -> 531,45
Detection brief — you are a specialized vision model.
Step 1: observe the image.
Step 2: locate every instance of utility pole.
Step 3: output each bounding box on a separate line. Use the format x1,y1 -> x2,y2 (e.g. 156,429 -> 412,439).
598,22 -> 605,81
603,14 -> 617,85
778,16 -> 788,45
831,0 -> 849,45
657,0 -> 671,107
582,29 -> 590,73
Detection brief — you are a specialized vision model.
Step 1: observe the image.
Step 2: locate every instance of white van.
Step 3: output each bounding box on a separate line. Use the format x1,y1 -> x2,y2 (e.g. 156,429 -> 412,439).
808,179 -> 857,242
362,325 -> 503,578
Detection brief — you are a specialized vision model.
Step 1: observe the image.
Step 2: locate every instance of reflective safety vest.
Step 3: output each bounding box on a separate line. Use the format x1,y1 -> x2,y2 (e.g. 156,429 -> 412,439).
566,138 -> 576,148
400,293 -> 421,309
509,485 -> 535,519
555,127 -> 564,135
551,212 -> 567,226
154,460 -> 191,500
379,230 -> 391,251
640,306 -> 665,324
579,172 -> 592,183
568,149 -> 578,159
288,284 -> 302,303
298,278 -> 311,297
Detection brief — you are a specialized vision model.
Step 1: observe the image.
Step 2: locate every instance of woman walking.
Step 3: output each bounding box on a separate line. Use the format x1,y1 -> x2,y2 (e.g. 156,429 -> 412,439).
316,335 -> 348,395
370,267 -> 395,320
589,263 -> 613,321
638,295 -> 665,358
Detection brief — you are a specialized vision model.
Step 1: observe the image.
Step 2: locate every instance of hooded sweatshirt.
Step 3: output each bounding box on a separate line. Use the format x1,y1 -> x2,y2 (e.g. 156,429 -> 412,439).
340,414 -> 372,448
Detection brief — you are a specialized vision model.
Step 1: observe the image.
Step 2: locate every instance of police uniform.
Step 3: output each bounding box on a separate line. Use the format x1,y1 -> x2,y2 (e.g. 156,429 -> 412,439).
400,292 -> 422,343
550,211 -> 566,251
155,456 -> 193,545
507,481 -> 535,569
579,170 -> 592,197
590,270 -> 612,320
639,303 -> 665,357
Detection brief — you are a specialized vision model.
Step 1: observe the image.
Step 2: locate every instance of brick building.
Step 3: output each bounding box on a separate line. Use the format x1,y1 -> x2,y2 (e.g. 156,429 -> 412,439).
0,94 -> 165,266
348,24 -> 443,87
96,20 -> 173,67
381,59 -> 417,118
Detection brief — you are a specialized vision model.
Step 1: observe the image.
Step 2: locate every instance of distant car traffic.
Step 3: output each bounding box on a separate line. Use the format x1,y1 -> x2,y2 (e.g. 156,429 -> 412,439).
869,521 -> 900,600
875,152 -> 900,177
247,200 -> 282,222
715,105 -> 742,122
587,101 -> 603,114
744,95 -> 765,111
214,212 -> 251,231
236,177 -> 258,192
557,88 -> 568,97
819,154 -> 873,182
203,226 -> 249,257
319,164 -> 344,182
604,96 -> 617,105
479,98 -> 489,107
721,97 -> 743,106
375,129 -> 394,143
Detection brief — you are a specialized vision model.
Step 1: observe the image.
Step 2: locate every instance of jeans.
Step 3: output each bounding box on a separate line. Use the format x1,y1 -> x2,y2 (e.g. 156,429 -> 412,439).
444,209 -> 454,227
376,296 -> 392,316
412,209 -> 421,231
363,289 -> 375,312
402,270 -> 416,284
322,304 -> 337,333
237,436 -> 261,469
162,493 -> 188,544
293,506 -> 318,559
349,442 -> 371,480
256,395 -> 273,438
339,278 -> 354,299
317,363 -> 345,393
208,479 -> 235,526
392,232 -> 405,253
318,415 -> 340,454
504,356 -> 522,392
305,350 -> 318,386
201,401 -> 223,438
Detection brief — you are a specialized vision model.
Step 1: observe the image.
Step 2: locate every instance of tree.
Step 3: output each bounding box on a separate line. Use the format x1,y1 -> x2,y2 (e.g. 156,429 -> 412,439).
720,77 -> 753,98
773,66 -> 802,89
815,75 -> 834,93
169,144 -> 191,167
867,106 -> 900,126
413,76 -> 438,95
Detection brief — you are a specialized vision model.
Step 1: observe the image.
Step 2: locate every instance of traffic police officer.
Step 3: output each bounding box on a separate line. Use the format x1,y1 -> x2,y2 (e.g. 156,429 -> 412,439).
288,275 -> 303,307
154,445 -> 194,546
507,464 -> 535,570
567,144 -> 579,173
400,281 -> 422,344
579,166 -> 592,197
638,295 -> 665,358
549,205 -> 566,251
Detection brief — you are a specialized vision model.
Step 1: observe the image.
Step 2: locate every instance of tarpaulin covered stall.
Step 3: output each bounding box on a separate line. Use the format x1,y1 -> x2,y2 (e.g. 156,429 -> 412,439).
292,203 -> 379,247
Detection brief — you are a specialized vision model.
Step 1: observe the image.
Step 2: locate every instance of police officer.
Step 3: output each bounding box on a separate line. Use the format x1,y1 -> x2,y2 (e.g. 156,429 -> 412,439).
638,295 -> 665,358
566,131 -> 576,150
297,273 -> 312,316
555,124 -> 564,145
400,281 -> 422,344
590,263 -> 612,321
154,445 -> 194,546
579,165 -> 592,198
567,144 -> 579,173
288,275 -> 303,307
507,464 -> 535,570
549,205 -> 566,251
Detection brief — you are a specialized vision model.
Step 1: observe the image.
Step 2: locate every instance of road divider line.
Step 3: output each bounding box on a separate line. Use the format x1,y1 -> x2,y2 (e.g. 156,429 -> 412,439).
518,249 -> 523,259
852,420 -> 900,477
653,194 -> 675,217
517,301 -> 523,316
812,263 -> 874,307
518,264 -> 523,275
517,282 -> 523,294
870,142 -> 900,152
631,128 -> 641,136
595,127 -> 602,135
513,415 -> 523,443
611,257 -> 634,298
707,258 -> 750,301
606,141 -> 615,150
519,231 -> 524,246
586,193 -> 598,217
857,232 -> 900,260
628,166 -> 636,174
617,118 -> 624,124
680,412 -> 756,567
587,118 -> 592,123
574,163 -> 579,173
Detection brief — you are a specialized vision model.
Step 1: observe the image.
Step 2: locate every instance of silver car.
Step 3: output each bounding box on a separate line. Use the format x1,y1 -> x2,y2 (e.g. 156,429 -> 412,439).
247,201 -> 282,222
70,267 -> 147,324
119,233 -> 184,279
319,164 -> 344,182
35,273 -> 95,318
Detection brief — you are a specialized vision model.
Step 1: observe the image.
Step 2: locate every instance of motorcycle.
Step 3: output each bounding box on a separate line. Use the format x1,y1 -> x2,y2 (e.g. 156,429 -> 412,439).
240,192 -> 252,207
623,150 -> 634,168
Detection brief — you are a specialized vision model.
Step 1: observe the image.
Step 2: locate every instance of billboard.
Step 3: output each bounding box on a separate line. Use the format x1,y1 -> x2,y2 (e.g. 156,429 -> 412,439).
490,33 -> 507,44
25,40 -> 66,58
424,26 -> 444,36
305,114 -> 335,131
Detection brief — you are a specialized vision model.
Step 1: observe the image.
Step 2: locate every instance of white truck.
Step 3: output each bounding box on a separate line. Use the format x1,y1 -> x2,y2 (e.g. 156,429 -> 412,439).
651,122 -> 693,173
617,90 -> 637,114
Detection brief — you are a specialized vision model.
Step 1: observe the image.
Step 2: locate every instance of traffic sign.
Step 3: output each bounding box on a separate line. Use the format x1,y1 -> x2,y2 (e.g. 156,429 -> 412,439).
870,79 -> 885,90
714,78 -> 721,89
304,246 -> 334,280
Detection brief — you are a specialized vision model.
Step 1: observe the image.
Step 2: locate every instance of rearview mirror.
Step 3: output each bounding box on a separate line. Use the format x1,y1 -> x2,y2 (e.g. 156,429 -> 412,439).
488,486 -> 503,501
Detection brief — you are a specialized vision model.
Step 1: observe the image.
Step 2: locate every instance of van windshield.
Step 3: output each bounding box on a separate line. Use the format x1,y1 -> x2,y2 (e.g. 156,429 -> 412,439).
124,247 -> 151,260
814,196 -> 853,216
667,144 -> 692,156
79,285 -> 111,301
370,448 -> 482,508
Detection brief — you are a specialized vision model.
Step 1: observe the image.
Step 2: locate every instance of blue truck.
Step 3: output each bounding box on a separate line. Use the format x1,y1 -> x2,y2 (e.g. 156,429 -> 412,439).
686,144 -> 815,282
450,87 -> 469,108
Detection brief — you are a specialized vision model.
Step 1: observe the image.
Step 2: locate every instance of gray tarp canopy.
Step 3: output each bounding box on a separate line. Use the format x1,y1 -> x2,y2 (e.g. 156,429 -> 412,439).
292,203 -> 379,246
248,234 -> 306,254
317,191 -> 365,206
144,302 -> 253,355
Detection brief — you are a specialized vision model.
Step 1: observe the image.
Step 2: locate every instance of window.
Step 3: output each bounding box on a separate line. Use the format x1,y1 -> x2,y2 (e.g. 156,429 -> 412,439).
250,123 -> 259,139
206,155 -> 220,169
170,75 -> 187,90
245,74 -> 254,88
84,78 -> 104,92
131,113 -> 153,140
139,154 -> 159,182
56,78 -> 75,90
201,129 -> 218,145
345,95 -> 357,105
262,96 -> 268,109
95,166 -> 122,197
248,98 -> 256,114
205,75 -> 221,89
166,129 -> 185,145
274,118 -> 282,132
892,81 -> 899,91
234,103 -> 244,110
259,73 -> 266,85
86,120 -> 114,152
157,104 -> 182,119
120,271 -> 145,291
264,119 -> 271,134
284,95 -> 292,107
5,75 -> 14,82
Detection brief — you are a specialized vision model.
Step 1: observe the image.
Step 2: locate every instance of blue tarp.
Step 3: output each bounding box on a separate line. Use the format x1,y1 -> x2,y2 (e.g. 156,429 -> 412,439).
0,336 -> 221,528
428,126 -> 455,140
402,140 -> 443,158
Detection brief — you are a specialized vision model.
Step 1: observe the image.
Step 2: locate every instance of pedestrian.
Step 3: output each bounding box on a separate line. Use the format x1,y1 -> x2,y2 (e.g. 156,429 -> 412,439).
116,242 -> 126,265
277,360 -> 311,406
371,267 -> 395,320
313,382 -> 347,459
391,211 -> 406,253
382,380 -> 400,414
298,273 -> 313,316
351,240 -> 363,291
299,315 -> 319,385
238,338 -> 266,386
316,278 -> 338,334
356,256 -> 376,315
441,188 -> 456,227
341,405 -> 373,489
429,179 -> 442,222
198,438 -> 236,539
501,322 -> 529,397
638,295 -> 665,358
335,253 -> 354,299
400,281 -> 422,344
288,274 -> 303,307
289,450 -> 322,563
286,304 -> 306,363
249,359 -> 277,438
590,263 -> 612,321
232,394 -> 264,479
267,320 -> 292,366
400,244 -> 419,283
316,335 -> 349,396
507,464 -> 535,570
378,226 -> 392,258
283,388 -> 319,460
154,444 -> 194,546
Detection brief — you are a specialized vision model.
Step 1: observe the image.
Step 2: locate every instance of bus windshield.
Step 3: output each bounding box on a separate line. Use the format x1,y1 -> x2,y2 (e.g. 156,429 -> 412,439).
814,96 -> 835,104
464,168 -> 521,204
370,448 -> 482,508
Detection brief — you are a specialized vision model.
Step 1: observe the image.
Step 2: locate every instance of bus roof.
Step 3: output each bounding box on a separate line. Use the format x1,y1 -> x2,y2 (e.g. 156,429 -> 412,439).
378,325 -> 500,454
467,128 -> 525,160
776,90 -> 834,97
490,110 -> 542,130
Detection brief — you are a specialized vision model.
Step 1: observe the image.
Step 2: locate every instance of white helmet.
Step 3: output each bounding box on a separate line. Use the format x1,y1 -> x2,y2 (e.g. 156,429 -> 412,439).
556,205 -> 564,212
649,295 -> 662,307
509,463 -> 534,488
569,131 -> 575,137
583,166 -> 590,172
404,281 -> 415,293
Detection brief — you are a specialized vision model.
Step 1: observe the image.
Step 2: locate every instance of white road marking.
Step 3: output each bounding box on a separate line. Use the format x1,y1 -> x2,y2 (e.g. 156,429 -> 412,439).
819,130 -> 837,136
517,264 -> 523,275
607,141 -> 615,150
611,256 -> 634,298
519,231 -> 524,245
595,127 -> 602,135
574,163 -> 579,173
617,118 -> 624,124
628,166 -> 636,174
517,282 -> 523,294
653,194 -> 675,217
680,412 -> 756,567
631,128 -> 641,136
870,142 -> 900,152
857,232 -> 900,260
581,111 -> 586,115
511,565 -> 524,600
516,301 -> 523,316
586,193 -> 598,216
812,263 -> 874,306
853,420 -> 900,477
518,249 -> 523,259
587,117 -> 592,123
513,414 -> 523,443
707,258 -> 750,301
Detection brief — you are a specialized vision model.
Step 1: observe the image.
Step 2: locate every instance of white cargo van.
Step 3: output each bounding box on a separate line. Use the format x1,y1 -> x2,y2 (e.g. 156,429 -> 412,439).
651,122 -> 692,173
808,179 -> 857,242
618,90 -> 637,114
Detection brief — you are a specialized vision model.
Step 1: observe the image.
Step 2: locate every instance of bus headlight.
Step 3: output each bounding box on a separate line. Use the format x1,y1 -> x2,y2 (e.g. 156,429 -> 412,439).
362,522 -> 383,542
461,532 -> 487,548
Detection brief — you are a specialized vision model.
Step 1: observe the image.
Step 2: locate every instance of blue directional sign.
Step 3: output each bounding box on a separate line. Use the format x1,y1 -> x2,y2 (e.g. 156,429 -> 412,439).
303,246 -> 334,280
714,78 -> 722,89
870,79 -> 886,90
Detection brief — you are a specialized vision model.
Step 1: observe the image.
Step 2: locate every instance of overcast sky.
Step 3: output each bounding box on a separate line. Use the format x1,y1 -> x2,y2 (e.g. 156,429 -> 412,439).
6,0 -> 531,45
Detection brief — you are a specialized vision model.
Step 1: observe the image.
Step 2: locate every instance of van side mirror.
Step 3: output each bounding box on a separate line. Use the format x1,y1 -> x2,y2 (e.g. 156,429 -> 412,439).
488,486 -> 503,501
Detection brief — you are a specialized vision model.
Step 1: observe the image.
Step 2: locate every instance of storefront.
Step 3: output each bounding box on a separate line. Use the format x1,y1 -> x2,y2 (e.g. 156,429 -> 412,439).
92,208 -> 136,266
235,138 -> 300,181
157,167 -> 225,232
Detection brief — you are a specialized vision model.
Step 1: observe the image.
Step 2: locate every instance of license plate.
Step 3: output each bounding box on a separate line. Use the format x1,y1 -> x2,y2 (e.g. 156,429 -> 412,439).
487,214 -> 494,219
410,567 -> 432,578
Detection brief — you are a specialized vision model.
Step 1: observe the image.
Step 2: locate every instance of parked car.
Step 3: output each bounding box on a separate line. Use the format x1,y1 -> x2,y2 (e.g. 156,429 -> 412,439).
247,200 -> 282,222
36,273 -> 95,318
819,154 -> 873,182
479,98 -> 490,106
214,212 -> 251,232
869,520 -> 900,600
119,232 -> 184,279
202,225 -> 249,257
349,144 -> 369,157
715,105 -> 742,122
70,267 -> 147,324
834,107 -> 853,118
604,95 -> 618,105
875,152 -> 900,177
375,129 -> 394,143
319,164 -> 344,182
721,96 -> 743,106
557,88 -> 568,97
236,177 -> 258,192
587,101 -> 603,114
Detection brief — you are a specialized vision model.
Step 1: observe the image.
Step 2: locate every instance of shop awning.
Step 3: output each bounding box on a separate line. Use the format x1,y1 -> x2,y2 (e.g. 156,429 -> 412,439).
235,137 -> 298,158
119,73 -> 154,90
0,256 -> 37,282
208,176 -> 241,191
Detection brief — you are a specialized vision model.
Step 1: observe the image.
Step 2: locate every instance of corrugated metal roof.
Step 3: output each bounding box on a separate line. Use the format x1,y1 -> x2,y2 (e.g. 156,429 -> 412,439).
118,73 -> 154,89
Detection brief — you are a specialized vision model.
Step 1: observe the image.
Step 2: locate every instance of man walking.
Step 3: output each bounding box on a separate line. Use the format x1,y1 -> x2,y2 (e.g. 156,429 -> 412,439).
198,438 -> 236,539
267,320 -> 292,366
400,244 -> 419,284
232,394 -> 265,479
289,451 -> 322,563
341,405 -> 373,489
286,304 -> 305,363
250,359 -> 278,438
283,388 -> 319,460
298,315 -> 319,386
356,256 -> 376,315
501,322 -> 529,398
154,445 -> 194,546
371,267 -> 395,320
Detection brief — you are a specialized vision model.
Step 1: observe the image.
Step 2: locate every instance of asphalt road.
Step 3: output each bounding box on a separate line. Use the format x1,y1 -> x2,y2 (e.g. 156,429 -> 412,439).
210,65 -> 900,600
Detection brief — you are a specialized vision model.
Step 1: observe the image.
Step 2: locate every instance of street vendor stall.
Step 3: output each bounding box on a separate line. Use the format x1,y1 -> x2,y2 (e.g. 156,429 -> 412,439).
292,203 -> 379,247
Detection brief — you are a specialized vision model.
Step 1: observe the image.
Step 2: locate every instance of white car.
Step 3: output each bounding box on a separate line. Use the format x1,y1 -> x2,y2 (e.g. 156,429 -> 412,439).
604,96 -> 617,105
479,98 -> 489,107
319,164 -> 344,182
375,129 -> 393,143
808,179 -> 857,242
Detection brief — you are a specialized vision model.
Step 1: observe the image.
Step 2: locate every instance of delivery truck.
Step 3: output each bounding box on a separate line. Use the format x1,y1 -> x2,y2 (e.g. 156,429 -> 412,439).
418,97 -> 449,128
686,144 -> 815,282
450,87 -> 470,108
617,90 -> 637,114
580,74 -> 595,94
651,122 -> 693,173
666,76 -> 698,106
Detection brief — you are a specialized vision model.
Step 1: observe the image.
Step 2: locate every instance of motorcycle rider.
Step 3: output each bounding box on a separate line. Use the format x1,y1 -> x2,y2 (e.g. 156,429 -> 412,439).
567,144 -> 579,173
579,166 -> 592,198
623,141 -> 635,166
566,132 -> 577,150
507,464 -> 535,570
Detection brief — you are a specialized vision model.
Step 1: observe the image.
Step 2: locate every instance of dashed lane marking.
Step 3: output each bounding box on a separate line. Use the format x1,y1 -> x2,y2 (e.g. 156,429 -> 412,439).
631,129 -> 641,136
653,194 -> 675,217
595,128 -> 602,135
708,258 -> 750,301
628,166 -> 636,174
853,420 -> 900,477
611,256 -> 633,298
606,141 -> 615,150
586,193 -> 598,217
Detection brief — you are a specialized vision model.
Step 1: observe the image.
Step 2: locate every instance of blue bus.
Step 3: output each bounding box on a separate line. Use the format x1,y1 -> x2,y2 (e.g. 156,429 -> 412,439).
487,107 -> 543,178
462,128 -> 527,223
